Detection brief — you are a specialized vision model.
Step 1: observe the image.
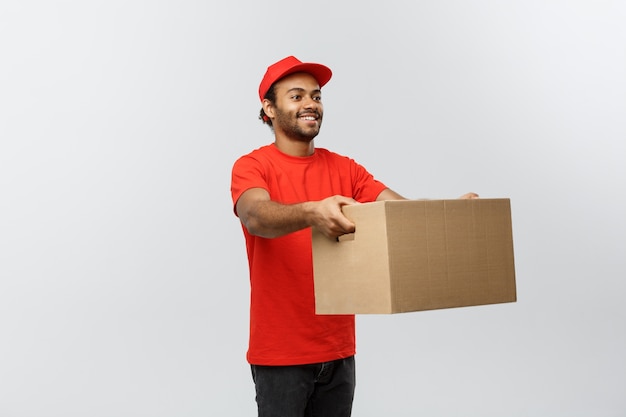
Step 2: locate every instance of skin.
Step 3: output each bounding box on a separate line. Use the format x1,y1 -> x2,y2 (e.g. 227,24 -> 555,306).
237,72 -> 478,239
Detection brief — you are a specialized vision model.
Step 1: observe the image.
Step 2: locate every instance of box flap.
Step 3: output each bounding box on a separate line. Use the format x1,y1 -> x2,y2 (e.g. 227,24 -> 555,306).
312,201 -> 393,314
385,199 -> 516,312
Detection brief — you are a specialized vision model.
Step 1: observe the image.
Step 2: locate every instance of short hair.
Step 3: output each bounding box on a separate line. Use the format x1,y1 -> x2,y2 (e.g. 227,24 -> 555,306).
259,84 -> 277,128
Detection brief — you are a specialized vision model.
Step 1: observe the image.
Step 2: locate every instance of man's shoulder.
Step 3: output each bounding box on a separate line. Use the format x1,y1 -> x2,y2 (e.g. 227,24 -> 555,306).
241,144 -> 274,158
233,144 -> 274,165
314,147 -> 353,163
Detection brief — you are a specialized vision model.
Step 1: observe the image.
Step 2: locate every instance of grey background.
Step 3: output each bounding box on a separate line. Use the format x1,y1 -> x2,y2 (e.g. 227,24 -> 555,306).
1,1 -> 625,416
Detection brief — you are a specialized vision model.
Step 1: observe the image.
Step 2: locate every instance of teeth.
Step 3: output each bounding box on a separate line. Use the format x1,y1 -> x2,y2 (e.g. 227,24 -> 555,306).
301,116 -> 316,120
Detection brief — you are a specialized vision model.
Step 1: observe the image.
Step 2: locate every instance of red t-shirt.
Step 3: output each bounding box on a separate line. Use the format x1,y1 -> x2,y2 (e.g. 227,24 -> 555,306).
231,144 -> 387,365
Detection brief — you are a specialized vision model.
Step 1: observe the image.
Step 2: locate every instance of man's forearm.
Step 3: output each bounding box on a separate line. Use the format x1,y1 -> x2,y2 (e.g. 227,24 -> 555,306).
241,200 -> 315,238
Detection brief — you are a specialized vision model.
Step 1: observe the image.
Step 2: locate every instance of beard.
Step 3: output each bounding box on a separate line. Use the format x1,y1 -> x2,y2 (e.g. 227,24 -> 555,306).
273,107 -> 323,142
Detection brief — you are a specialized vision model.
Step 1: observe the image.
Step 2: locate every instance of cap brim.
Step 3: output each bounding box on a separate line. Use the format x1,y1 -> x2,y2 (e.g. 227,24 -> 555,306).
259,60 -> 333,101
276,62 -> 332,90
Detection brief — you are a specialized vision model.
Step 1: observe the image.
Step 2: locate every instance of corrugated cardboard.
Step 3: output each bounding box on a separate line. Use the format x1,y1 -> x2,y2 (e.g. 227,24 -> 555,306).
312,198 -> 516,314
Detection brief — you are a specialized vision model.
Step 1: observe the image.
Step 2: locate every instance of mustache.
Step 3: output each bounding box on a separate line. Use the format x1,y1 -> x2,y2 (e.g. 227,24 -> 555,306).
296,111 -> 321,119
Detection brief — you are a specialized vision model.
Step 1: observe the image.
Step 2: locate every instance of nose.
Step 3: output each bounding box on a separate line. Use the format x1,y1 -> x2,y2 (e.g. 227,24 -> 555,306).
303,95 -> 319,109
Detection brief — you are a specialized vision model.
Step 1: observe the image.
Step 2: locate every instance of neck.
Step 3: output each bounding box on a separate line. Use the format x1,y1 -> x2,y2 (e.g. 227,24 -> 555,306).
273,135 -> 315,157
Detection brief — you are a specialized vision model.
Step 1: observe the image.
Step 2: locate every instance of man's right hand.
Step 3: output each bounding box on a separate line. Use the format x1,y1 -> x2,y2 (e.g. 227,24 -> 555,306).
306,195 -> 359,239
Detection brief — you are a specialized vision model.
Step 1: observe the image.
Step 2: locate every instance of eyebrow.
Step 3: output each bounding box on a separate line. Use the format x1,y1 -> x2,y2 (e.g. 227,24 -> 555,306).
286,87 -> 322,95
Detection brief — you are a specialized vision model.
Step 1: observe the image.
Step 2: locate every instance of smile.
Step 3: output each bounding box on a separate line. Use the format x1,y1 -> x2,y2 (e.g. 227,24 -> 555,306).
298,112 -> 320,121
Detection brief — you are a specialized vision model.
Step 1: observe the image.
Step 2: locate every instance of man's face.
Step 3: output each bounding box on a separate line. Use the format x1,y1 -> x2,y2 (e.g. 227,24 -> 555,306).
270,72 -> 324,142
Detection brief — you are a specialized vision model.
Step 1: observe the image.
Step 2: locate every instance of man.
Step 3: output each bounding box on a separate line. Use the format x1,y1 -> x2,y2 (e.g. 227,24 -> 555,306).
231,56 -> 477,417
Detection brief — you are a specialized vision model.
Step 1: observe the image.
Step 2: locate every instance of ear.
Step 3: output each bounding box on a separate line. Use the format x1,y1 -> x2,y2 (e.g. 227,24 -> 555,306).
262,99 -> 275,119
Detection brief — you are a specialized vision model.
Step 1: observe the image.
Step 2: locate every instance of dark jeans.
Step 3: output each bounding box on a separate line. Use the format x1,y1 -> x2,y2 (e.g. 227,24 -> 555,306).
250,356 -> 356,417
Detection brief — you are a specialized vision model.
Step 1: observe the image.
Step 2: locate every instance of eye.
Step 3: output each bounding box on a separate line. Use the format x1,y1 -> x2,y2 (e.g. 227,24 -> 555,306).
313,96 -> 322,102
290,94 -> 301,100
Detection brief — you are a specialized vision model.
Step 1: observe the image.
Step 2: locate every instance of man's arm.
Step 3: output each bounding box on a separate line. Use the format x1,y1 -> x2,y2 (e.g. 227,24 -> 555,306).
376,188 -> 479,201
236,188 -> 358,239
376,188 -> 407,201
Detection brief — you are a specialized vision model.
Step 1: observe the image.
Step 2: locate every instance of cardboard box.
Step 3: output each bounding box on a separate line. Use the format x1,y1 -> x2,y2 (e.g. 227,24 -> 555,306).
312,198 -> 516,314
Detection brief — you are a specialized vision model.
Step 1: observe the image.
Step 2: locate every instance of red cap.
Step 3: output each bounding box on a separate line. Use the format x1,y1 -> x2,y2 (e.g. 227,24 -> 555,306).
258,56 -> 332,102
